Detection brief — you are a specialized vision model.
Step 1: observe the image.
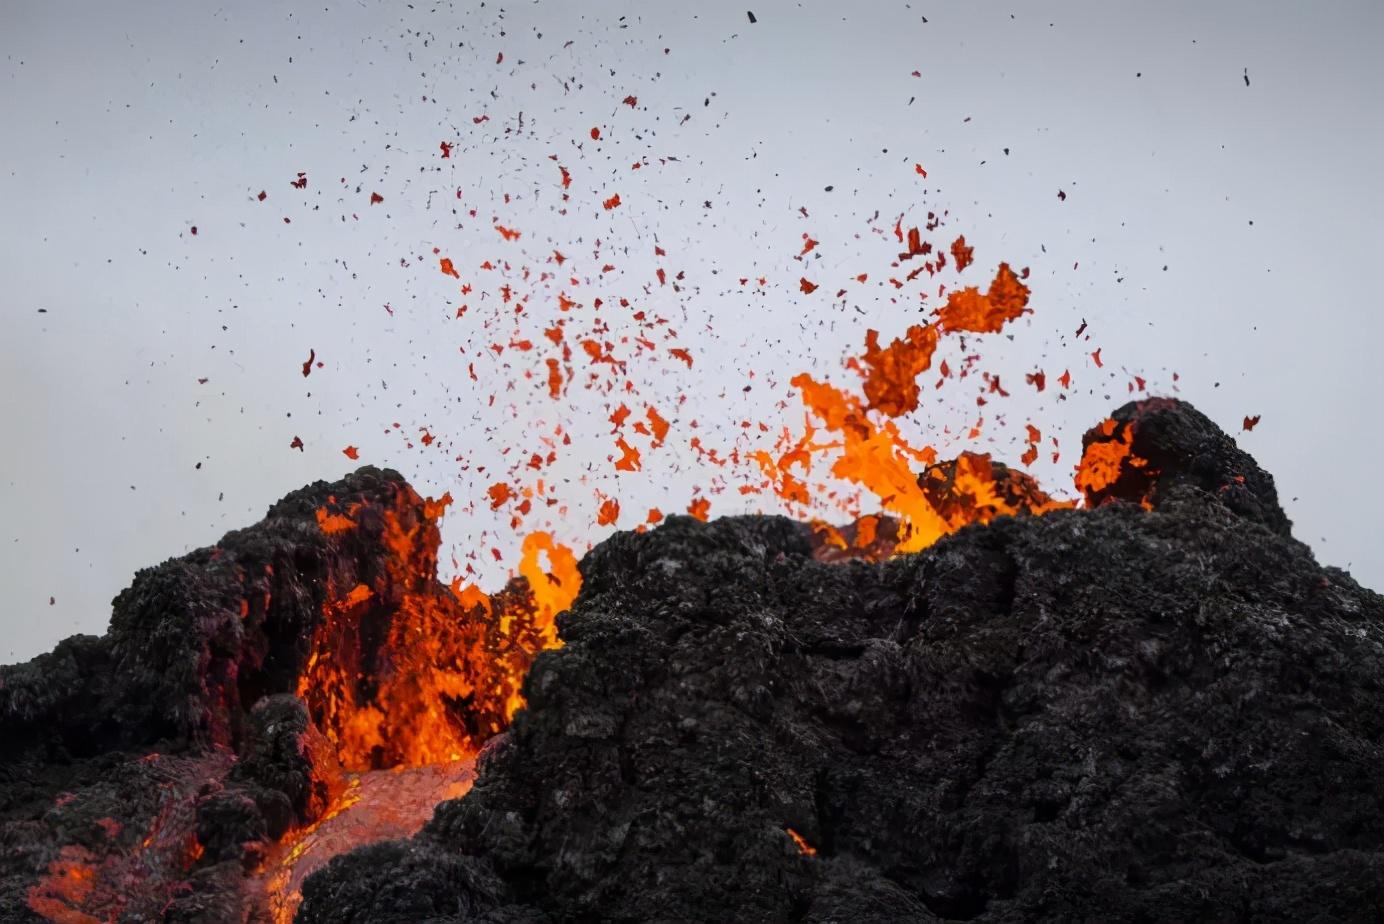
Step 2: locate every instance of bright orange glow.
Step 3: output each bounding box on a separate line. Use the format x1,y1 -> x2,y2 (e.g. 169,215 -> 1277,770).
1074,417 -> 1153,508
768,254 -> 1062,553
299,487 -> 582,772
937,262 -> 1030,333
27,846 -> 102,924
789,372 -> 949,552
1074,418 -> 1140,496
518,530 -> 582,655
262,762 -> 476,924
315,502 -> 358,534
920,452 -> 1071,528
275,487 -> 585,916
859,324 -> 939,417
785,828 -> 818,857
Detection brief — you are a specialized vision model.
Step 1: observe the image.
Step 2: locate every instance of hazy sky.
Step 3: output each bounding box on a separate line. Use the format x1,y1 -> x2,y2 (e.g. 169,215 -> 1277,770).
3,0 -> 1382,662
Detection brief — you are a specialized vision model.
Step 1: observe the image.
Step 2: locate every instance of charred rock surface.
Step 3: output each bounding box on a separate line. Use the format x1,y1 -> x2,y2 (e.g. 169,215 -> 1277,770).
0,467 -> 458,922
1079,397 -> 1292,536
300,404 -> 1384,923
3,401 -> 1383,923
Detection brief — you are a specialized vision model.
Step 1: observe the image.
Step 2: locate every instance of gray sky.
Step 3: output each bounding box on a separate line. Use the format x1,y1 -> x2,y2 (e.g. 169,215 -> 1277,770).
4,0 -> 1382,662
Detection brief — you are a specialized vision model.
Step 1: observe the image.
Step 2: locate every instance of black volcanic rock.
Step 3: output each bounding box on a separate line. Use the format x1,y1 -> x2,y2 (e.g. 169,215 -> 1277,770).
1079,397 -> 1292,536
0,466 -> 459,923
297,402 -> 1384,923
1,466 -> 432,765
4,401 -> 1384,923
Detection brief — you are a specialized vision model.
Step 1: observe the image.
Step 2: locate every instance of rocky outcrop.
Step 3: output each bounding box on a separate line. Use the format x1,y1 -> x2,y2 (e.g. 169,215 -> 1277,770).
4,401 -> 1382,923
300,402 -> 1384,923
1078,397 -> 1292,536
0,468 -> 464,922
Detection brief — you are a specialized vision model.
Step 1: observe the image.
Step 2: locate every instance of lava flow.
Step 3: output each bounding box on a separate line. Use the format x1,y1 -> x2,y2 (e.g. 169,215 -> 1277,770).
260,763 -> 477,924
250,483 -> 582,921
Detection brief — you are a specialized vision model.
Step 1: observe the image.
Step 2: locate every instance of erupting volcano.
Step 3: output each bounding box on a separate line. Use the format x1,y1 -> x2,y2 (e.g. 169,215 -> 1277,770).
4,399 -> 1384,922
5,4 -> 1383,922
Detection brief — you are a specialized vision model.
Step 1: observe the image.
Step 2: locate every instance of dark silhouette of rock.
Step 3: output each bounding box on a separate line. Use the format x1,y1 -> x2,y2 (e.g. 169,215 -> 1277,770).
4,400 -> 1383,924
1078,397 -> 1292,536
303,403 -> 1384,923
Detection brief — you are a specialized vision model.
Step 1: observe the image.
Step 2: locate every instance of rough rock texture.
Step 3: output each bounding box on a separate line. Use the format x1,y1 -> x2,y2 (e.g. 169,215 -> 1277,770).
0,467 -> 456,923
4,400 -> 1384,923
1,467 -> 442,764
298,401 -> 1384,923
1080,397 -> 1292,537
919,450 -> 1063,524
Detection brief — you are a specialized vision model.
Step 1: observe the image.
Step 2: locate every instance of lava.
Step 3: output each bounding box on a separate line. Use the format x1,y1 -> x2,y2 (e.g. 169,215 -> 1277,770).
859,324 -> 940,417
26,69 -> 1169,924
261,762 -> 477,924
936,262 -> 1032,333
249,482 -> 582,917
1074,416 -> 1151,505
920,451 -> 1072,528
26,753 -> 232,924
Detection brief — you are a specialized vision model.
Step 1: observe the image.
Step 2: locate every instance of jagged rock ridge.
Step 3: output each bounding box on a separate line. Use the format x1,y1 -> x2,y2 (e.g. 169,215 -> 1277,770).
1,400 -> 1381,923
300,401 -> 1384,922
0,469 -> 476,922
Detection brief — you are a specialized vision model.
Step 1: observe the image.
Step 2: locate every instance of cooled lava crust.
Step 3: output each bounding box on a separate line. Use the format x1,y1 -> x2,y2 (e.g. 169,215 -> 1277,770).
3,399 -> 1383,923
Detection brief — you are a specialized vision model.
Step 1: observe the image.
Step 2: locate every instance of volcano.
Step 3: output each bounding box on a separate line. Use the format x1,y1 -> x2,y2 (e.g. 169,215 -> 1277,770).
3,398 -> 1382,923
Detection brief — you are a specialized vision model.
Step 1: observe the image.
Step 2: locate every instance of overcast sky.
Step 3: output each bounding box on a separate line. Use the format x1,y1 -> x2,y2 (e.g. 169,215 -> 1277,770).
3,0 -> 1382,662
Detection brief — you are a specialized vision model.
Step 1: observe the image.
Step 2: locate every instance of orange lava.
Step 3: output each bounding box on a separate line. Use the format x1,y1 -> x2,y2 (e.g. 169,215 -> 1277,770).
27,847 -> 101,924
920,452 -> 1072,528
259,486 -> 585,916
261,762 -> 476,924
937,262 -> 1031,333
298,488 -> 582,772
785,828 -> 818,857
1075,418 -> 1142,497
859,324 -> 939,417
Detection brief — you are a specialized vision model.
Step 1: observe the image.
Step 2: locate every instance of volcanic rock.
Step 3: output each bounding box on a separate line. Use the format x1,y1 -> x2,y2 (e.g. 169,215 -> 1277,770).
1077,397 -> 1292,536
2,399 -> 1382,923
0,468 -> 476,922
301,403 -> 1384,922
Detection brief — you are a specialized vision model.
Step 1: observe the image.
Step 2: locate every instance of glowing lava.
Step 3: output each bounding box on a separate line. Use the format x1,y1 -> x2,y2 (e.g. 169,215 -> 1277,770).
262,484 -> 580,917
261,762 -> 477,924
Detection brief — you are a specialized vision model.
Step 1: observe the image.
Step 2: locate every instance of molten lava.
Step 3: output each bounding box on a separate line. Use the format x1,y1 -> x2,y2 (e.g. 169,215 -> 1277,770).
296,489 -> 580,773
920,451 -> 1072,528
859,324 -> 940,417
937,262 -> 1032,333
1074,416 -> 1153,508
261,763 -> 477,924
260,483 -> 581,918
